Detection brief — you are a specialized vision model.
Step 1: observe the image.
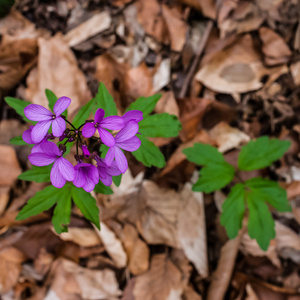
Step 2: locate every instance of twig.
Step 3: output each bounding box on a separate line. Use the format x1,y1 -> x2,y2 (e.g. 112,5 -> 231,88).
179,20 -> 214,98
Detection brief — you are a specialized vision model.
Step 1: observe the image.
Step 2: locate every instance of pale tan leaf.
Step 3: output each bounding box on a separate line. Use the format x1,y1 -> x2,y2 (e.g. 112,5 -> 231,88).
290,61 -> 300,86
152,58 -> 171,93
245,283 -> 259,300
155,91 -> 179,117
183,285 -> 203,300
64,11 -> 111,47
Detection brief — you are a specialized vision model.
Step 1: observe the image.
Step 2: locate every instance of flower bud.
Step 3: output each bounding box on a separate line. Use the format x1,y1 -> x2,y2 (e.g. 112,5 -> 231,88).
81,144 -> 90,158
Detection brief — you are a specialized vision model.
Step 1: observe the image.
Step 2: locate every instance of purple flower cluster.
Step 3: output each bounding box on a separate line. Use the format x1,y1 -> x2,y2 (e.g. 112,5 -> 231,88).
23,97 -> 142,192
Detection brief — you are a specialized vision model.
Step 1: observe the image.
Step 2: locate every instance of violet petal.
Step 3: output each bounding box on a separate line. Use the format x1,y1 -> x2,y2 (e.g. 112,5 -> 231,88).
86,164 -> 99,184
22,127 -> 34,144
83,176 -> 96,192
114,147 -> 128,173
116,136 -> 141,152
105,147 -> 115,167
58,157 -> 75,181
73,168 -> 86,188
51,160 -> 66,188
82,123 -> 96,138
100,175 -> 112,186
53,96 -> 71,116
29,153 -> 56,166
40,141 -> 61,156
24,104 -> 53,121
122,110 -> 143,123
106,161 -> 122,176
94,108 -> 105,123
52,116 -> 66,137
115,120 -> 139,143
31,121 -> 52,143
101,116 -> 124,130
98,128 -> 115,147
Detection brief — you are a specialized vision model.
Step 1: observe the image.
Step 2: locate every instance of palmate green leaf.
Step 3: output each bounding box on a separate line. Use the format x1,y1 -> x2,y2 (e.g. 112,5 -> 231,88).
94,181 -> 113,194
126,94 -> 161,116
45,89 -> 58,112
52,184 -> 72,234
193,162 -> 235,193
96,83 -> 118,117
246,191 -> 276,251
71,186 -> 100,229
16,185 -> 60,221
238,136 -> 291,171
139,113 -> 182,138
10,135 -> 28,146
245,177 -> 291,212
72,97 -> 96,128
4,97 -> 31,122
113,174 -> 122,187
220,183 -> 245,239
18,165 -> 52,183
133,134 -> 165,168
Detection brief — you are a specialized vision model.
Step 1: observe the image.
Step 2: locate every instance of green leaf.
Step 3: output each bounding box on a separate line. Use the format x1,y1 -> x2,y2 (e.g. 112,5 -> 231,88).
139,113 -> 182,138
16,185 -> 60,221
183,143 -> 225,166
126,94 -> 161,116
100,144 -> 109,159
238,136 -> 291,171
72,97 -> 96,128
45,89 -> 58,112
71,186 -> 100,229
193,162 -> 235,193
95,83 -> 117,117
10,136 -> 28,146
18,165 -> 52,183
4,97 -> 31,122
220,183 -> 245,239
113,174 -> 122,187
132,135 -> 166,168
246,191 -> 275,251
245,177 -> 291,212
52,184 -> 72,234
94,181 -> 113,195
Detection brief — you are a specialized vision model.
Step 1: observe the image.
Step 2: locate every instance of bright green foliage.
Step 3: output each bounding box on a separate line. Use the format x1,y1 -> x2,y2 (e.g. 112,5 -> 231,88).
126,94 -> 161,116
133,135 -> 166,168
94,181 -> 113,194
238,136 -> 291,171
96,83 -> 118,117
113,174 -> 122,187
184,138 -> 291,251
72,97 -> 95,128
220,184 -> 245,239
18,165 -> 52,183
139,113 -> 181,138
4,97 -> 31,122
10,136 -> 28,145
71,186 -> 100,230
45,89 -> 58,112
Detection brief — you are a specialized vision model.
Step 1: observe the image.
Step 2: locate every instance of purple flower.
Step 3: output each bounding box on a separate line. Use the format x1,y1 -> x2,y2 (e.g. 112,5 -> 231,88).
23,126 -> 50,153
24,96 -> 71,143
95,156 -> 121,186
82,108 -> 124,147
122,110 -> 143,124
28,141 -> 75,188
81,145 -> 90,158
104,120 -> 141,173
73,162 -> 99,192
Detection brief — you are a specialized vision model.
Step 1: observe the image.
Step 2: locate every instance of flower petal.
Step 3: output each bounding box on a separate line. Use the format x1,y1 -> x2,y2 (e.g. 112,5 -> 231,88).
31,121 -> 52,143
52,116 -> 66,137
122,110 -> 143,123
98,128 -> 115,147
100,174 -> 112,186
116,136 -> 141,152
86,164 -> 99,184
106,161 -> 122,176
115,147 -> 128,173
105,147 -> 115,167
22,127 -> 34,144
115,120 -> 139,142
82,123 -> 96,138
40,141 -> 61,156
101,116 -> 124,130
51,160 -> 66,188
57,157 -> 75,181
24,104 -> 53,121
94,108 -> 105,123
73,168 -> 86,188
29,153 -> 56,166
83,176 -> 96,192
53,96 -> 71,116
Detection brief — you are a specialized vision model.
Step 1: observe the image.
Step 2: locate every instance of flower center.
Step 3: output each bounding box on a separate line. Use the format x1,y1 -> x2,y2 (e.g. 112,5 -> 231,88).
52,115 -> 56,119
94,122 -> 99,128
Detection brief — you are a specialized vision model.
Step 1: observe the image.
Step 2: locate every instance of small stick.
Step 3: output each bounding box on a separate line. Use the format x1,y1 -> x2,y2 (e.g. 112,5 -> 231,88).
179,20 -> 214,98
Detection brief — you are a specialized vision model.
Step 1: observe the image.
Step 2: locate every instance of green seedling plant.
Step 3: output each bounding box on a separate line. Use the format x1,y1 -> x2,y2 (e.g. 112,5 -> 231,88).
183,137 -> 291,251
5,83 -> 181,233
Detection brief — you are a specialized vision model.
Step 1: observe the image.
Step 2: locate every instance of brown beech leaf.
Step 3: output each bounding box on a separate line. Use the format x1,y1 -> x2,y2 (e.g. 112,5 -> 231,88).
259,27 -> 292,66
133,254 -> 185,300
290,61 -> 300,86
155,91 -> 179,117
25,34 -> 92,117
0,145 -> 21,186
177,0 -> 216,19
195,34 -> 269,94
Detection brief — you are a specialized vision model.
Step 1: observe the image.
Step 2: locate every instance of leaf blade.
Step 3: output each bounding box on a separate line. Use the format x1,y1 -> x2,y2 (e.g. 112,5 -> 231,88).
126,94 -> 161,116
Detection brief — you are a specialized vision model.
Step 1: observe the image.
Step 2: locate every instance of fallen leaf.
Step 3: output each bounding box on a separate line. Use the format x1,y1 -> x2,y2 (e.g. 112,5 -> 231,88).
290,61 -> 300,86
177,0 -> 216,19
208,122 -> 250,153
152,58 -> 171,93
183,285 -> 203,300
25,34 -> 92,117
64,11 -> 111,47
245,283 -> 260,300
155,91 -> 180,117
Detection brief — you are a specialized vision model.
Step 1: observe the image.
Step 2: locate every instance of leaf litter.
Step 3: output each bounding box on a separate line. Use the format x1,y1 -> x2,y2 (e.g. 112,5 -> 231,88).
1,0 -> 300,299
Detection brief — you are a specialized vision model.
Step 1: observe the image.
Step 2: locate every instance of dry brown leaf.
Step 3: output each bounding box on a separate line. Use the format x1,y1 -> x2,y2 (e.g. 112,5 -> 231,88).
195,34 -> 268,94
94,222 -> 127,268
152,58 -> 171,93
0,187 -> 10,216
122,224 -> 149,275
259,27 -> 292,66
25,34 -> 92,117
53,227 -> 101,247
46,258 -> 121,300
0,145 -> 21,186
133,254 -> 185,300
208,122 -> 250,153
290,61 -> 300,86
64,11 -> 111,47
207,232 -> 243,300
161,5 -> 188,52
155,91 -> 180,117
245,283 -> 260,300
177,0 -> 216,19
183,285 -> 203,300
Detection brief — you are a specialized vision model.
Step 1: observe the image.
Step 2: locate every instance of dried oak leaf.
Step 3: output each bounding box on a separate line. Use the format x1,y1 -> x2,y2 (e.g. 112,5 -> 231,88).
177,0 -> 216,19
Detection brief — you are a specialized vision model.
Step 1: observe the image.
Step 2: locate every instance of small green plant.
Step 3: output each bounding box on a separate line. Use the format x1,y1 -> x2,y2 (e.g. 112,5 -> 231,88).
183,137 -> 291,251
